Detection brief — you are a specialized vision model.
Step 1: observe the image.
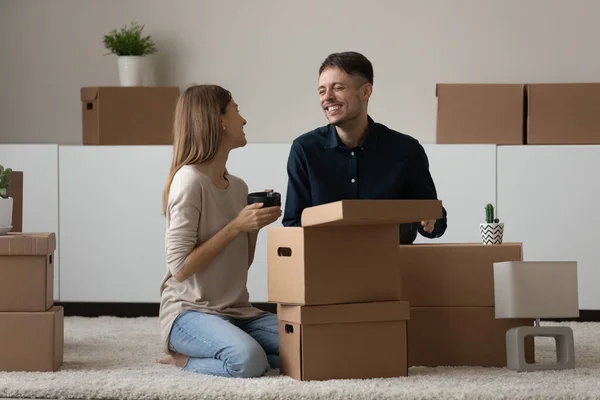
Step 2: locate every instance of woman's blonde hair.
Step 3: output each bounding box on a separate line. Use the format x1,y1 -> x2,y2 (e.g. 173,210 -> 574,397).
162,84 -> 232,215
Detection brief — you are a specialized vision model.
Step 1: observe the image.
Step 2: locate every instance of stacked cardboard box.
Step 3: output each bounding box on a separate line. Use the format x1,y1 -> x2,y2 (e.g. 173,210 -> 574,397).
80,86 -> 180,145
0,232 -> 64,372
436,82 -> 600,145
268,199 -> 443,381
399,243 -> 535,367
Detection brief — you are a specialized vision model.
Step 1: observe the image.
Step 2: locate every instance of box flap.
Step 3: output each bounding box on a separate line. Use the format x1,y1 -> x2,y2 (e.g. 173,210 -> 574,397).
0,233 -> 56,255
81,87 -> 99,102
278,301 -> 409,324
300,200 -> 442,227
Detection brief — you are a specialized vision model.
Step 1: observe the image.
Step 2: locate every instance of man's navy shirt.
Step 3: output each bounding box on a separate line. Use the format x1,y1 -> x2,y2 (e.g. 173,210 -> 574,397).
282,116 -> 447,242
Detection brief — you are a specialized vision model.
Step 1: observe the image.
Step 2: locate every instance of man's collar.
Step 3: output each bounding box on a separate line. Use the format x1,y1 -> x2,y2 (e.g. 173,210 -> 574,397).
324,115 -> 378,150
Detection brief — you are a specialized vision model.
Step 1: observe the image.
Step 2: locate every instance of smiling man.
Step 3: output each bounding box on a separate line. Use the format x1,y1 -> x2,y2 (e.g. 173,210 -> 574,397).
282,51 -> 447,243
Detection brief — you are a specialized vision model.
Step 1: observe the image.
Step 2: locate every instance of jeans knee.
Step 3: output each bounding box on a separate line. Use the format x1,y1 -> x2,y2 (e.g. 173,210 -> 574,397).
225,343 -> 269,378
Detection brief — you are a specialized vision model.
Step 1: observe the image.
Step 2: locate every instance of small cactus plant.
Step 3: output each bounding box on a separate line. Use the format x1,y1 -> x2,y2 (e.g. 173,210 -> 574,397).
485,203 -> 500,224
0,165 -> 12,199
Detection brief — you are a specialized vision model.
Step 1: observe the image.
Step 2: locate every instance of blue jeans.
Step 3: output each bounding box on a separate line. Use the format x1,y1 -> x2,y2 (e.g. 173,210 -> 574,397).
168,309 -> 280,378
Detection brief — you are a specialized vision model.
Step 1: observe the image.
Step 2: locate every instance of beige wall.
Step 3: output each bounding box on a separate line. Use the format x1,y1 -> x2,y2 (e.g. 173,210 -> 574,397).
2,0 -> 600,145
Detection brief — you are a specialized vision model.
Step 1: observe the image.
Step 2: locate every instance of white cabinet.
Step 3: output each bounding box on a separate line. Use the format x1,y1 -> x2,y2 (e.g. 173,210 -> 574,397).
227,144 -> 291,302
497,145 -> 600,310
59,146 -> 172,302
0,145 -> 60,301
416,144 -> 497,244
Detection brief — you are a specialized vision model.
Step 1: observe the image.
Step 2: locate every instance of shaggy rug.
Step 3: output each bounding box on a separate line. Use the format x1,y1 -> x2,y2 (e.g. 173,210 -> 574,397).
0,317 -> 599,400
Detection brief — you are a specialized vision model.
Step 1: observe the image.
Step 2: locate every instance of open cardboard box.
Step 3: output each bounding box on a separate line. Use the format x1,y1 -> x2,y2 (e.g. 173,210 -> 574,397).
268,200 -> 443,305
0,306 -> 64,372
278,301 -> 409,381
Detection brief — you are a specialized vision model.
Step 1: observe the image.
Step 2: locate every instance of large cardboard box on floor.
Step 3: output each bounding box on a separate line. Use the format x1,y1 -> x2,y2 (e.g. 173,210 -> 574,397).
399,243 -> 523,306
80,86 -> 180,145
0,232 -> 55,311
268,200 -> 443,305
6,171 -> 23,232
0,306 -> 64,372
407,307 -> 534,368
436,83 -> 525,144
278,301 -> 409,381
526,83 -> 600,144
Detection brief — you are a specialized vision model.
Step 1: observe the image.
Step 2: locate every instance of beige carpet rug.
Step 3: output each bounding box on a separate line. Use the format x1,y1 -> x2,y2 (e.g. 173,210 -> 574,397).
0,317 -> 599,400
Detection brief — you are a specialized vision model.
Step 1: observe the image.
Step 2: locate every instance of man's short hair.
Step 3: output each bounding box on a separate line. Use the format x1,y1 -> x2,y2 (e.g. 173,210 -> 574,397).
319,51 -> 374,85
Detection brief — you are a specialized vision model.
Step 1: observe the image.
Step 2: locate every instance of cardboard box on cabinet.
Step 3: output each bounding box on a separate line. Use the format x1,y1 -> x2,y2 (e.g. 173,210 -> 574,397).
0,232 -> 56,312
526,83 -> 600,144
267,199 -> 443,305
80,86 -> 180,145
278,301 -> 409,381
435,83 -> 525,145
0,306 -> 64,372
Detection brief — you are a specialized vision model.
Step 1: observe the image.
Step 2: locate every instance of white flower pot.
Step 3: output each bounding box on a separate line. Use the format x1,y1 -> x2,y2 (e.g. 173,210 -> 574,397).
0,197 -> 13,234
117,56 -> 145,86
480,222 -> 504,245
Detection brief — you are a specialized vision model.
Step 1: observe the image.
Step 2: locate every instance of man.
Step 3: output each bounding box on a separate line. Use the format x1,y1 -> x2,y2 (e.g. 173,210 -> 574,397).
282,51 -> 447,243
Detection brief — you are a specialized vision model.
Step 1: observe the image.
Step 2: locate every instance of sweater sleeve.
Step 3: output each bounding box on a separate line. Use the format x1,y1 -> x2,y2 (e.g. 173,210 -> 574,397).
165,172 -> 202,277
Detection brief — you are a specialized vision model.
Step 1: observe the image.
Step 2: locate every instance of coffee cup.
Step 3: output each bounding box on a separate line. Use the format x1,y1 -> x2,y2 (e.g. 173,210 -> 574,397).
247,191 -> 281,207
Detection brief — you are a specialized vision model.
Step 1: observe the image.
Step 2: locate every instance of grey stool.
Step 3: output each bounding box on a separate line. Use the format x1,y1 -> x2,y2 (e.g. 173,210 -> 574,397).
506,322 -> 575,372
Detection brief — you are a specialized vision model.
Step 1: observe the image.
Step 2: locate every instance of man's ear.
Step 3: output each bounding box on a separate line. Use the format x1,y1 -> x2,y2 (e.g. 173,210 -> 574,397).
362,83 -> 373,101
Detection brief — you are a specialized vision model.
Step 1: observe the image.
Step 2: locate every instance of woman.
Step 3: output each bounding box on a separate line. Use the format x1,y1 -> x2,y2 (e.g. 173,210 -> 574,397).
159,84 -> 282,378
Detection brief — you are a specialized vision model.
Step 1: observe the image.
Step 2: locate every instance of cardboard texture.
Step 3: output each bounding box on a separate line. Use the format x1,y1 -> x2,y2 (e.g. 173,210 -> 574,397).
399,243 -> 523,307
6,171 -> 23,232
0,232 -> 56,311
436,83 -> 525,144
278,301 -> 409,381
407,307 -> 535,368
526,83 -> 600,144
268,200 -> 443,305
80,86 -> 180,145
0,306 -> 64,372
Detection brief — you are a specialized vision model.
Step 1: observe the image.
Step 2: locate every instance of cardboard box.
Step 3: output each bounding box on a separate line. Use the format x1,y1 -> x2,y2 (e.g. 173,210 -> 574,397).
399,243 -> 523,307
526,83 -> 600,144
278,301 -> 409,381
0,306 -> 64,372
80,86 -> 180,145
268,200 -> 442,305
6,171 -> 23,232
0,232 -> 55,311
407,307 -> 534,367
436,83 -> 525,144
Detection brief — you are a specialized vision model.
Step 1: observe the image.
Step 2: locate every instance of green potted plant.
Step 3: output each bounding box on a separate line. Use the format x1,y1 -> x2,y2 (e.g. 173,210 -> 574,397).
0,165 -> 13,234
103,21 -> 157,86
480,203 -> 503,245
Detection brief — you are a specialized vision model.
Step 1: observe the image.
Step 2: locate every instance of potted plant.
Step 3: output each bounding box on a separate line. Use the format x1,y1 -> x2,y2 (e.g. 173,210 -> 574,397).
480,203 -> 504,245
0,165 -> 13,234
103,21 -> 157,86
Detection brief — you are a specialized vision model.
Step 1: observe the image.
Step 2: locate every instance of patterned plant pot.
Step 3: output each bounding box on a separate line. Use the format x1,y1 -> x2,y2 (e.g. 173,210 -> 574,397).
480,222 -> 504,245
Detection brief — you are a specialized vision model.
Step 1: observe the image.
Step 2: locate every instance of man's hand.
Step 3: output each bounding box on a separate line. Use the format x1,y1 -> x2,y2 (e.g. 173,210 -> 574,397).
421,219 -> 436,233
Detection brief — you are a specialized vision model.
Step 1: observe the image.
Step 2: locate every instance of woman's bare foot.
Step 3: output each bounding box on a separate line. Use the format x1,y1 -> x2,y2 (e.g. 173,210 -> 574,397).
160,353 -> 188,368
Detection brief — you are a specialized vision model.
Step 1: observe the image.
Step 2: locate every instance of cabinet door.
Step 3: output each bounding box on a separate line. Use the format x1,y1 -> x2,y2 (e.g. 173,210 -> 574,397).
0,145 -> 59,301
415,144 -> 497,244
497,145 -> 600,309
59,146 -> 172,302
